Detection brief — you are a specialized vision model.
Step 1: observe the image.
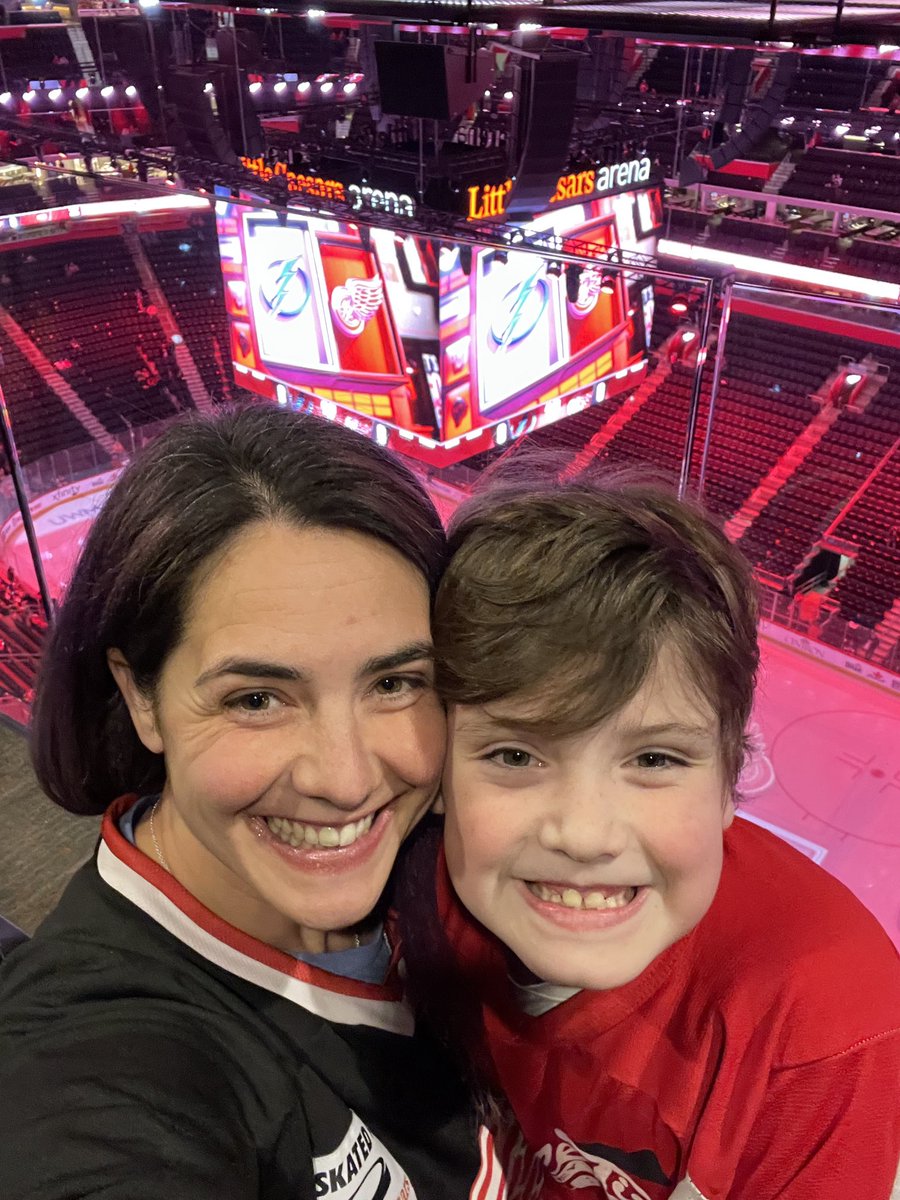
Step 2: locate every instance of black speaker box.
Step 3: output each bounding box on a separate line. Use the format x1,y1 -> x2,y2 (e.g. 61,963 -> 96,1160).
374,42 -> 492,120
504,53 -> 579,220
166,70 -> 249,164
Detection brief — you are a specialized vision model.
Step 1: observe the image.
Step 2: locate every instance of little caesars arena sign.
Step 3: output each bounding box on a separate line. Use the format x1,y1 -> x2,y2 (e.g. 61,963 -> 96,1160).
467,155 -> 652,221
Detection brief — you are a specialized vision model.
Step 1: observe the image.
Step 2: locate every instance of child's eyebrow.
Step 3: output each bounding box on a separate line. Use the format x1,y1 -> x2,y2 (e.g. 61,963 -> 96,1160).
454,715 -> 540,739
617,722 -> 717,742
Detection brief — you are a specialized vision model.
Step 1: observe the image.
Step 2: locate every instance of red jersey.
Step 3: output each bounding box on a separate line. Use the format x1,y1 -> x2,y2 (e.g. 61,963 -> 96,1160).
437,817 -> 900,1200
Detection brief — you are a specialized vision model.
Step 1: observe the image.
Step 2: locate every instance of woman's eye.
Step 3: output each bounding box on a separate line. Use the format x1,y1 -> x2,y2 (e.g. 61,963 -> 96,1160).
373,675 -> 425,699
633,751 -> 684,770
487,748 -> 539,769
226,691 -> 280,715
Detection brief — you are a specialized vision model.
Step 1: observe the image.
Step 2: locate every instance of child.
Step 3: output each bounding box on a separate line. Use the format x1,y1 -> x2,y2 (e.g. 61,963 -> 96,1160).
428,470 -> 900,1200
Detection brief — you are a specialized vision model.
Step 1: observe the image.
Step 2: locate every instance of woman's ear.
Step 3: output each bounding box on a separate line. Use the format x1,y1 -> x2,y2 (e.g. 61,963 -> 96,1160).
431,790 -> 445,815
107,650 -> 164,755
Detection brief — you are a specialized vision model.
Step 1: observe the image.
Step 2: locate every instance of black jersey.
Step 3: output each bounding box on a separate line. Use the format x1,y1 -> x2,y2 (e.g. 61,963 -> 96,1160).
0,797 -> 507,1200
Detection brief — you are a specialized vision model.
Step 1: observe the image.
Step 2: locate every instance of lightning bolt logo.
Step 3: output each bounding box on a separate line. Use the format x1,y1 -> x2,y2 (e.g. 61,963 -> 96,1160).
489,268 -> 550,350
259,256 -> 311,319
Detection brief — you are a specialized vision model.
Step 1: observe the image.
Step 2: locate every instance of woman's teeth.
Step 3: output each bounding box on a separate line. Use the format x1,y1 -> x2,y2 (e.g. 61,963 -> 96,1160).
265,814 -> 374,849
528,883 -> 637,910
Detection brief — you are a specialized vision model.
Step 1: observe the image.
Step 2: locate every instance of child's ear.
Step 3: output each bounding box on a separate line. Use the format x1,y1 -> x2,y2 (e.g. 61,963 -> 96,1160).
722,794 -> 736,830
107,649 -> 164,755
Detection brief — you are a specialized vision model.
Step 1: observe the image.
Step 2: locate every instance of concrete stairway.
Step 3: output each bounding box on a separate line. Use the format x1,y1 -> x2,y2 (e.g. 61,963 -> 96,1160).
66,24 -> 99,85
562,351 -> 677,478
872,596 -> 900,665
763,157 -> 797,195
0,306 -> 120,455
725,405 -> 840,542
123,230 -> 216,415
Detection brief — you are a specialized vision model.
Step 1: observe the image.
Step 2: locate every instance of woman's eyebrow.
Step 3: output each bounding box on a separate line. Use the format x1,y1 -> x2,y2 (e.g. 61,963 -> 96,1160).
194,642 -> 434,689
359,642 -> 434,678
194,659 -> 304,687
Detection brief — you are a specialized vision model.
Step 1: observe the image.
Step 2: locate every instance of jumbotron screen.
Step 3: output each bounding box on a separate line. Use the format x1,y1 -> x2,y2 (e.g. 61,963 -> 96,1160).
216,188 -> 662,465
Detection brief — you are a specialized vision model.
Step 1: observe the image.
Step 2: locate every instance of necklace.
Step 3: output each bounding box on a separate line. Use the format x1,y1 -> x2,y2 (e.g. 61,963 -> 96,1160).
149,798 -> 170,872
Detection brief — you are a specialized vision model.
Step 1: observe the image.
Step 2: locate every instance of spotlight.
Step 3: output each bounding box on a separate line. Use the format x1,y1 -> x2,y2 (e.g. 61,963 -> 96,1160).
76,86 -> 89,100
491,250 -> 508,266
249,81 -> 263,94
503,90 -> 514,101
307,7 -> 325,16
845,372 -> 862,386
203,82 -> 214,94
834,123 -> 850,137
274,80 -> 288,93
298,81 -> 311,94
599,272 -> 616,296
138,0 -> 161,9
22,90 -> 36,103
682,330 -> 697,343
546,260 -> 563,277
343,81 -> 357,95
0,93 -> 10,105
101,85 -> 115,99
670,295 -> 689,315
320,81 -> 334,94
125,85 -> 138,99
48,88 -> 63,102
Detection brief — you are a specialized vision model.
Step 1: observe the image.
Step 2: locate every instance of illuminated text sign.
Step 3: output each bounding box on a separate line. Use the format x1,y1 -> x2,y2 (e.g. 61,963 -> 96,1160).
466,156 -> 653,220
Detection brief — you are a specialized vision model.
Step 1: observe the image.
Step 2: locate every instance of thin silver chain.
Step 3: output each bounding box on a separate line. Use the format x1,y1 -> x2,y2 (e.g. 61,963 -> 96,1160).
149,798 -> 170,872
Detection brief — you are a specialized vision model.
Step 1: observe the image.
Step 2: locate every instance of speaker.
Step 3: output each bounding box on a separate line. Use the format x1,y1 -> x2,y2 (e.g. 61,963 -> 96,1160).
166,70 -> 240,164
717,49 -> 753,129
374,42 -> 492,120
215,27 -> 264,70
679,53 -> 797,186
505,53 -> 579,220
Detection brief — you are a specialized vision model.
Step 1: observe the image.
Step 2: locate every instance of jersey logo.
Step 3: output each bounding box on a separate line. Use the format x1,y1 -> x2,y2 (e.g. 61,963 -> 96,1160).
313,1112 -> 415,1200
331,276 -> 384,337
536,1129 -> 658,1198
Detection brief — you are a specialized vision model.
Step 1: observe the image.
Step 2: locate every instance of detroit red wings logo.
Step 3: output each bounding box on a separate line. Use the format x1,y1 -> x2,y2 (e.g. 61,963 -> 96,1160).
536,1131 -> 653,1199
331,275 -> 384,337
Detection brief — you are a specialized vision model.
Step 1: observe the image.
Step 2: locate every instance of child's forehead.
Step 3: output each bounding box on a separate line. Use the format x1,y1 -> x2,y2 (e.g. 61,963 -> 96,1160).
451,652 -> 719,744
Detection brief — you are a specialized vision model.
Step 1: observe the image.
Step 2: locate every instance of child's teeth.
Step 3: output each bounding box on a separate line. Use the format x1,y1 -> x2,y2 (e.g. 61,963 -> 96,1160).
530,883 -> 636,910
265,814 -> 374,849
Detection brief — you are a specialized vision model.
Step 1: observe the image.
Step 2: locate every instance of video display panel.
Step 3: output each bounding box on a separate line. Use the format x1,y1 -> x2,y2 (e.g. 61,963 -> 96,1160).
216,188 -> 661,465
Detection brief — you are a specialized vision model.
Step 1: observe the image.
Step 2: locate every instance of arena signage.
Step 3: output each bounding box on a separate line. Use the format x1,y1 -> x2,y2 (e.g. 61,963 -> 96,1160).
239,158 -> 416,217
466,156 -> 652,220
240,157 -> 346,203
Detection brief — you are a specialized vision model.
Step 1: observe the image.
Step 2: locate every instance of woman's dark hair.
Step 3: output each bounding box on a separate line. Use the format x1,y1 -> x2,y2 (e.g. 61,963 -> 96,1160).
31,405 -> 447,815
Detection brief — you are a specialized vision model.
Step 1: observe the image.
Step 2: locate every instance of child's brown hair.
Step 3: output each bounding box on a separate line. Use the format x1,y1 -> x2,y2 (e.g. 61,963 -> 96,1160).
435,463 -> 760,791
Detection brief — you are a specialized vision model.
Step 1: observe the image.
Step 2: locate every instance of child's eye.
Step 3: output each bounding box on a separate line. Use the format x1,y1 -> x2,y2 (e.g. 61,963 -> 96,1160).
486,748 -> 542,769
632,751 -> 686,770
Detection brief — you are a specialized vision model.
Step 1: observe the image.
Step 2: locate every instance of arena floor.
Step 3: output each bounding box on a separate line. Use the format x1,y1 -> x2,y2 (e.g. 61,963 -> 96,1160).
0,637 -> 897,947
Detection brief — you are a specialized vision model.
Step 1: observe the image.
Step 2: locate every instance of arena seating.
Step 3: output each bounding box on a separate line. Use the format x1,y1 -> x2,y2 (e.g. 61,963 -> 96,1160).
784,58 -> 878,111
0,329 -> 93,465
785,147 -> 900,211
0,235 -> 190,437
0,572 -> 46,708
139,224 -> 249,406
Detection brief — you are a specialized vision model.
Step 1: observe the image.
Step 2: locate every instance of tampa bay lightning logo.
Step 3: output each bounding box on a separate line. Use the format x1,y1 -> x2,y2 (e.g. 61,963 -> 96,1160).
259,255 -> 311,318
489,268 -> 550,349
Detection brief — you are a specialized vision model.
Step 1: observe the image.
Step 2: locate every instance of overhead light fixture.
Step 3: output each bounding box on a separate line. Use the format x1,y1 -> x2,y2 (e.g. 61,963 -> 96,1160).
343,81 -> 357,94
203,82 -> 214,94
503,90 -> 514,101
48,88 -> 62,102
76,86 -> 89,100
22,90 -> 36,103
320,80 -> 334,94
298,81 -> 311,94
845,372 -> 862,386
249,81 -> 263,94
599,273 -> 616,296
125,85 -> 138,98
0,92 -> 11,105
101,85 -> 115,99
274,80 -> 287,93
307,7 -> 325,17
670,295 -> 689,315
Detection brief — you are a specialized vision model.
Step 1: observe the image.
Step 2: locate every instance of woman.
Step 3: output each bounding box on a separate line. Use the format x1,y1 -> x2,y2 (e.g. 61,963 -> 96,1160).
0,406 -> 494,1199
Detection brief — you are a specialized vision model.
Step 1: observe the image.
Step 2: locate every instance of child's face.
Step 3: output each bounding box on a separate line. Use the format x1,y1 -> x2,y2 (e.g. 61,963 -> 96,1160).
443,644 -> 733,990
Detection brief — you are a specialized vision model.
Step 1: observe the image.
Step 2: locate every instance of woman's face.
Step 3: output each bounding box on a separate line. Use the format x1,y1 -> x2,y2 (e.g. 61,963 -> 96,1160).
114,521 -> 444,954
